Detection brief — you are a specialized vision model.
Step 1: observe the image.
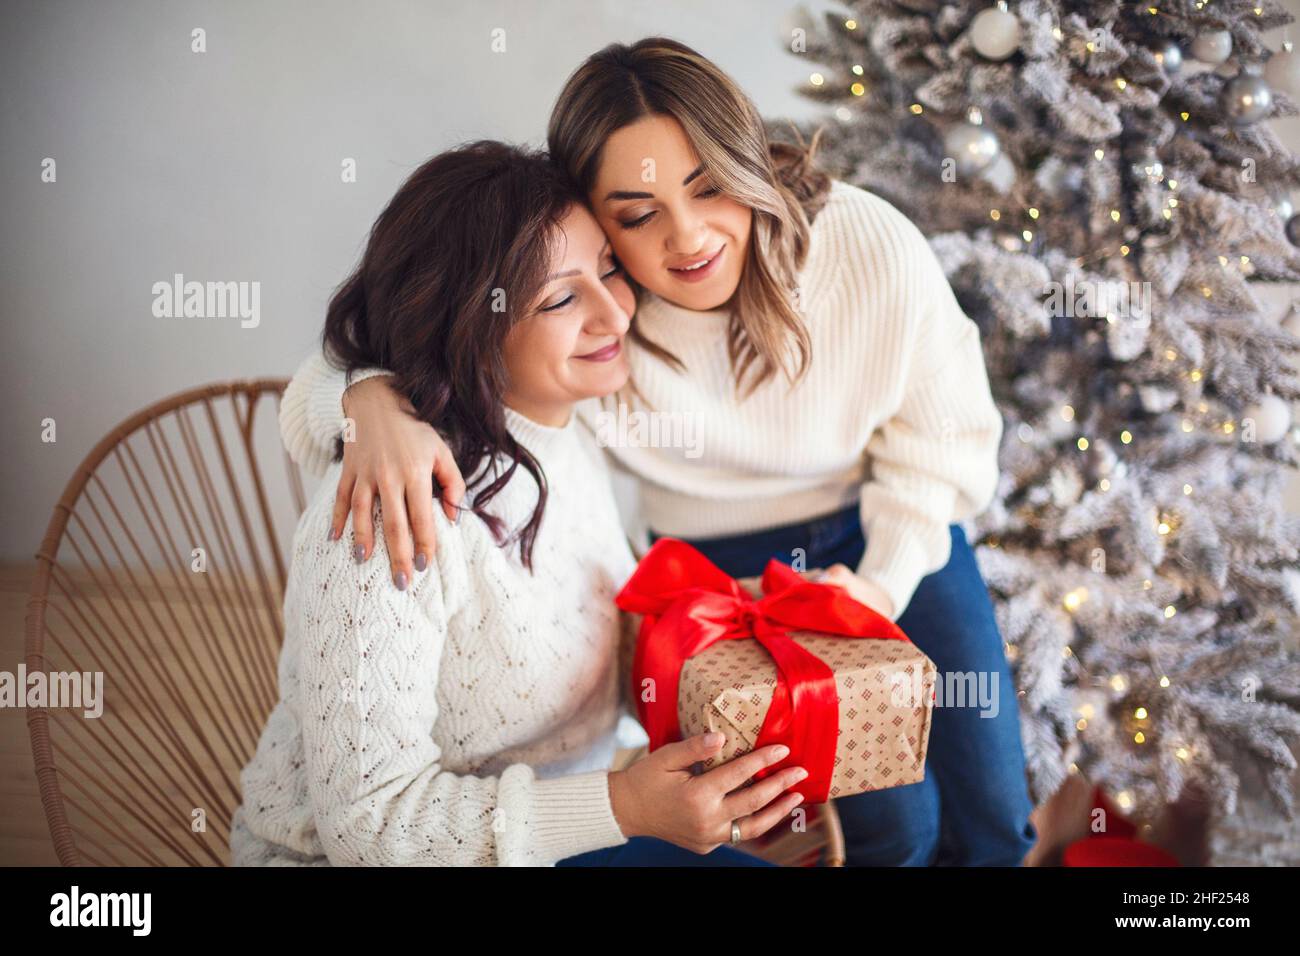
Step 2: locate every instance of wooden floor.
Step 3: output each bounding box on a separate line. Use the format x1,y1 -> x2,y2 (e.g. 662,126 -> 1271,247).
1,563 -> 59,865
1,557 -> 1226,867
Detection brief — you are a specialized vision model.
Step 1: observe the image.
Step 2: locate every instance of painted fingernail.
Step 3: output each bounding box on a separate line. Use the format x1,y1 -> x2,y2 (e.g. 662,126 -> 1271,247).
772,745 -> 790,760
414,552 -> 427,572
353,544 -> 365,563
789,792 -> 804,806
791,767 -> 808,782
394,571 -> 408,591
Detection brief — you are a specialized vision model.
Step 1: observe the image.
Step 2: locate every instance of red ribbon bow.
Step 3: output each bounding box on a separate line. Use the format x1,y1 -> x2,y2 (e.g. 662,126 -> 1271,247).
615,538 -> 912,804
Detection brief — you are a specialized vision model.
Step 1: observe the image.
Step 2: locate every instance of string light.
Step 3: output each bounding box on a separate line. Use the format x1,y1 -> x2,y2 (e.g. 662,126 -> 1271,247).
810,73 -> 824,86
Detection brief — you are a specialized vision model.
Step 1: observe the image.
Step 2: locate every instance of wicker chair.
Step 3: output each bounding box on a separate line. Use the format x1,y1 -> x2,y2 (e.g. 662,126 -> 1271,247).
25,378 -> 845,866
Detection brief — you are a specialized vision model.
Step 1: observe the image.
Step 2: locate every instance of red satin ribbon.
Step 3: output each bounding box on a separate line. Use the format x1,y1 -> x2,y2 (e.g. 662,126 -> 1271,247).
615,537 -> 912,804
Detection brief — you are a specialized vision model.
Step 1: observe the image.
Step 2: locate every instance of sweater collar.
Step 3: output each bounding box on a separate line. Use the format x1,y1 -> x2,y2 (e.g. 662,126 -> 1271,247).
503,405 -> 578,461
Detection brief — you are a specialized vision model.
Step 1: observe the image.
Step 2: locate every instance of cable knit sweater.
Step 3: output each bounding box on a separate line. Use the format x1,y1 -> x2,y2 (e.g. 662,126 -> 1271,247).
231,406 -> 635,866
277,180 -> 1003,619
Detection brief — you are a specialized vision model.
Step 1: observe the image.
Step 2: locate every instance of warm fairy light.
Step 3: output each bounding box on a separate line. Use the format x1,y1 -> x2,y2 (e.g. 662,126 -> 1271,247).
1111,674 -> 1129,692
1164,348 -> 1178,361
1106,312 -> 1116,324
1099,478 -> 1111,491
1197,401 -> 1208,412
1224,421 -> 1236,434
1079,703 -> 1095,719
1077,436 -> 1090,450
1180,111 -> 1190,121
1110,209 -> 1121,221
1116,791 -> 1134,809
1121,429 -> 1132,443
1077,717 -> 1088,731
1168,179 -> 1177,189
1148,5 -> 1158,12
1095,148 -> 1105,160
1023,229 -> 1033,241
1190,369 -> 1202,381
1240,255 -> 1251,266
990,209 -> 1001,220
1160,675 -> 1170,687
1143,579 -> 1152,589
1053,26 -> 1063,39
1063,645 -> 1074,658
1120,244 -> 1131,256
1116,77 -> 1128,90
852,64 -> 864,75
1135,707 -> 1148,719
810,73 -> 825,86
1163,208 -> 1173,220
1158,520 -> 1171,534
1134,731 -> 1146,744
1176,746 -> 1190,760
850,82 -> 865,96
910,103 -> 923,114
845,18 -> 858,29
1164,605 -> 1176,618
1086,41 -> 1096,52
1063,587 -> 1089,612
1183,484 -> 1192,495
1181,419 -> 1193,432
1029,207 -> 1039,219
1061,404 -> 1075,421
1218,255 -> 1228,266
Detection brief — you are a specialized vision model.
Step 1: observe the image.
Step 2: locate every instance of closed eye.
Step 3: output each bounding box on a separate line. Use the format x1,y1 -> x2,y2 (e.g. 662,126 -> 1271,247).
540,294 -> 574,312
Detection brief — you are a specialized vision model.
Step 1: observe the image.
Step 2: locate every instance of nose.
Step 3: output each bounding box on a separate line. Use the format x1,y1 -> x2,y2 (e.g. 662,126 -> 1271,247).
664,208 -> 710,257
585,281 -> 631,338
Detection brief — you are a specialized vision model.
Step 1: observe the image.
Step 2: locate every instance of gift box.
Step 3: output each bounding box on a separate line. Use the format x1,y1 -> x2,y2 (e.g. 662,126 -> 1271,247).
616,538 -> 935,805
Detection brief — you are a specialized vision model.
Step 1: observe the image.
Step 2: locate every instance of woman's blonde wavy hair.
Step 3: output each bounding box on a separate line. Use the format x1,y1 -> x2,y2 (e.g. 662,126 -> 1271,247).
547,36 -> 832,398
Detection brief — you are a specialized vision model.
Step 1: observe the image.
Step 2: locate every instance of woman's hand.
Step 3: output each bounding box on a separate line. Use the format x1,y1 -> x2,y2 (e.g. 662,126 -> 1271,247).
807,564 -> 896,619
330,376 -> 466,588
607,732 -> 808,854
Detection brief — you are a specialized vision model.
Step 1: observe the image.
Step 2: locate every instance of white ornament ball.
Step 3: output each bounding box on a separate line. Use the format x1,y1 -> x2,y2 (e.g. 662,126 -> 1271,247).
1281,307 -> 1300,339
1242,393 -> 1291,444
1265,46 -> 1300,97
1191,30 -> 1232,66
971,7 -> 1022,61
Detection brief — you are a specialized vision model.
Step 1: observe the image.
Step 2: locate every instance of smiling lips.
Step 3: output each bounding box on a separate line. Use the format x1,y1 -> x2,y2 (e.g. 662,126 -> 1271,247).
667,244 -> 725,283
575,340 -> 622,362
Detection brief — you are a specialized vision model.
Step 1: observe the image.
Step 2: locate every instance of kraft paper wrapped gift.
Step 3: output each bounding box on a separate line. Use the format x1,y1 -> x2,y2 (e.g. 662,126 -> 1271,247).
617,538 -> 936,804
677,629 -> 935,799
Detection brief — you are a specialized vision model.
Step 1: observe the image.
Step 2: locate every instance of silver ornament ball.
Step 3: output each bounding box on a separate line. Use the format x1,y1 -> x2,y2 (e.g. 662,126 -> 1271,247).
1154,40 -> 1183,74
1219,73 -> 1273,125
944,121 -> 1000,176
1287,212 -> 1300,246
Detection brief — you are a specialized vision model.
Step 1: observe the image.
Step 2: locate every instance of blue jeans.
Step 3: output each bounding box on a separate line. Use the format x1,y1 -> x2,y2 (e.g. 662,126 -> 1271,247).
641,505 -> 1038,867
557,836 -> 776,866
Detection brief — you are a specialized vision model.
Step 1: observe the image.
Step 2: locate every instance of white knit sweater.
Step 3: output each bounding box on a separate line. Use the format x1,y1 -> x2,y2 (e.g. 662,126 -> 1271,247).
278,180 -> 1003,619
231,406 -> 635,866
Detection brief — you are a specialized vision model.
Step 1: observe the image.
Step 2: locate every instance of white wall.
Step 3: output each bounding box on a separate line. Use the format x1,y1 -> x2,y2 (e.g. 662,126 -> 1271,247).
3,0 -> 1299,560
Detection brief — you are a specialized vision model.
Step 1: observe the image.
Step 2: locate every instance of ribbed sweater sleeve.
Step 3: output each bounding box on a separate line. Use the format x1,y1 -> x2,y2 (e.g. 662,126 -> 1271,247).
299,503 -> 627,866
848,197 -> 1004,618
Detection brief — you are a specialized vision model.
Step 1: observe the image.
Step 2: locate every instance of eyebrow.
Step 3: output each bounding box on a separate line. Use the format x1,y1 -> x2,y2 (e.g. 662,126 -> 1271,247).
603,164 -> 705,201
543,239 -> 613,283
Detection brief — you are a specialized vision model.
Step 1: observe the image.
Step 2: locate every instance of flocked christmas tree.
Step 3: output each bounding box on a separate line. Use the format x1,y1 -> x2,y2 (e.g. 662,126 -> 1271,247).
776,0 -> 1300,846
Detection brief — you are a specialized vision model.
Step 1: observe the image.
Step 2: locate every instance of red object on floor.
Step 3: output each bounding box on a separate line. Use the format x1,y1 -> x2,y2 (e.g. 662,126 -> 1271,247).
1062,785 -> 1180,866
1064,836 -> 1179,867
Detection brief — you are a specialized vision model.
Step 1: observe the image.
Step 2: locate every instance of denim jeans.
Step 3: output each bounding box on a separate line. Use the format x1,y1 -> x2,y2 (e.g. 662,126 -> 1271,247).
639,504 -> 1038,867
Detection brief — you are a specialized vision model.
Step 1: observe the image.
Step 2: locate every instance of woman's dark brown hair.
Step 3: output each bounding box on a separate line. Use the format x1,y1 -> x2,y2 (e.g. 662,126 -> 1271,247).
322,141 -> 582,568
